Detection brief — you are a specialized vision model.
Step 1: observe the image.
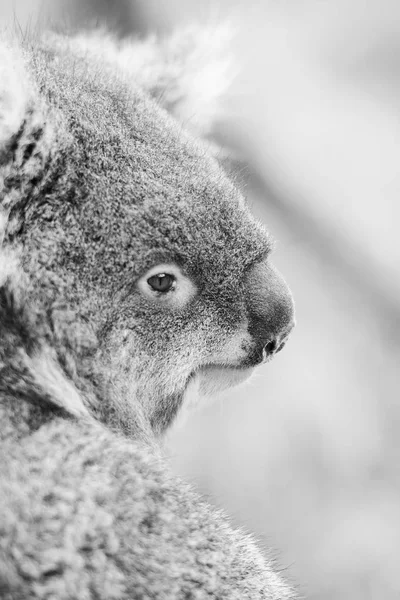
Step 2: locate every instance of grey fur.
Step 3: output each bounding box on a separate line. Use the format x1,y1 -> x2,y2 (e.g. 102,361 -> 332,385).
0,28 -> 297,599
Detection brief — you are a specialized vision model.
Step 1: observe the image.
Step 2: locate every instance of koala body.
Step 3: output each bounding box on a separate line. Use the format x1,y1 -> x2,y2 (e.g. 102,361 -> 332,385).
0,26 -> 296,599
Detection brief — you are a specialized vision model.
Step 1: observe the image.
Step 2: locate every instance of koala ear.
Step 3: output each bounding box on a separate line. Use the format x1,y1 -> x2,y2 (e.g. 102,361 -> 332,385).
0,37 -> 58,213
0,39 -> 29,148
126,25 -> 236,138
72,24 -> 236,139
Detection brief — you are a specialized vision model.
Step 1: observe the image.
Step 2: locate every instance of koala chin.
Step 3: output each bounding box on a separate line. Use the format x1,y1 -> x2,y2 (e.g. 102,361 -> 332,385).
0,26 -> 297,600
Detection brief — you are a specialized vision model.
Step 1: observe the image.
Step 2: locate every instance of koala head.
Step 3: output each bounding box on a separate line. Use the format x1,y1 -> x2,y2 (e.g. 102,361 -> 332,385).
0,29 -> 294,437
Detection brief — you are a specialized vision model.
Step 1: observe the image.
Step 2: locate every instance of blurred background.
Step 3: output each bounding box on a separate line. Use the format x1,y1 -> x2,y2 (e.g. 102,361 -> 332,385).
4,1 -> 400,598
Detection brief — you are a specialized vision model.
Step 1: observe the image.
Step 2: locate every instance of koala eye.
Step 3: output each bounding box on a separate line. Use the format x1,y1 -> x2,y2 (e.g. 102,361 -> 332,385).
137,263 -> 197,308
147,273 -> 175,293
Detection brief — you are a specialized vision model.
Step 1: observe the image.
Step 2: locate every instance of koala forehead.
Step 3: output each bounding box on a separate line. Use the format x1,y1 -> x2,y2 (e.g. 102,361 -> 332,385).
27,38 -> 271,292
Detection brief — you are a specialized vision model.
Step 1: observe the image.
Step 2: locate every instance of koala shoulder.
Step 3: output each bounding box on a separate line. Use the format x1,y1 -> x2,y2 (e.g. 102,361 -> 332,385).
1,415 -> 296,600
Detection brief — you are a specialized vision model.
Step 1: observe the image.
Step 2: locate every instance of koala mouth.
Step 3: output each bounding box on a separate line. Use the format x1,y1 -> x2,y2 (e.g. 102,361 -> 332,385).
178,365 -> 254,418
195,364 -> 255,398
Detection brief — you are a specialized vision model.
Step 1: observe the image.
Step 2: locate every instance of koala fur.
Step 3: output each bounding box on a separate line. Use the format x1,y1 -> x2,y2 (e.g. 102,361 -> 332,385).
0,25 -> 296,599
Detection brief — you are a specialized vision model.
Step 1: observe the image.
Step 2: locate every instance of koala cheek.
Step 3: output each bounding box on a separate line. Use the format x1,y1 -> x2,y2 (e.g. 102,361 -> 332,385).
98,329 -> 139,388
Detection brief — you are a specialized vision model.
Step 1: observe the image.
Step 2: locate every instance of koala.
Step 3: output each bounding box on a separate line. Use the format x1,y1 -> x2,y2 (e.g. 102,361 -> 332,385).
0,24 -> 296,600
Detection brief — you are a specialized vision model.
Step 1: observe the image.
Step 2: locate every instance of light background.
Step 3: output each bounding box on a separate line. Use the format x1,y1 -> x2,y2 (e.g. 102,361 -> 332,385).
4,1 -> 400,598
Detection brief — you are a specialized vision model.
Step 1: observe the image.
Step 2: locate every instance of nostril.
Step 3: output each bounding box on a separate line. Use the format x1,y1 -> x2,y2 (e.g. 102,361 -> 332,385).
264,339 -> 278,355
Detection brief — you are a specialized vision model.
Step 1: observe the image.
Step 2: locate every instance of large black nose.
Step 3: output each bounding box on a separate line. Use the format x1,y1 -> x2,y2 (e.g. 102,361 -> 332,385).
244,260 -> 295,364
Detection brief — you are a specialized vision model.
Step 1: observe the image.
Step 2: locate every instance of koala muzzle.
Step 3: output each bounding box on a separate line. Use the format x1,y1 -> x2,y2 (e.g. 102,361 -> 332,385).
244,260 -> 295,365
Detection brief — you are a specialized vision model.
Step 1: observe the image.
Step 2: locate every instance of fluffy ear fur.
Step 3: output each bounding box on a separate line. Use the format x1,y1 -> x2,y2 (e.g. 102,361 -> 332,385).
0,39 -> 29,148
68,24 -> 235,139
0,37 -> 58,214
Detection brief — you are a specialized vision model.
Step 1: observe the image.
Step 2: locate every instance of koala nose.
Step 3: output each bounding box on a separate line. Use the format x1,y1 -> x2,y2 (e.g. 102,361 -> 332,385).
244,259 -> 295,364
263,336 -> 288,357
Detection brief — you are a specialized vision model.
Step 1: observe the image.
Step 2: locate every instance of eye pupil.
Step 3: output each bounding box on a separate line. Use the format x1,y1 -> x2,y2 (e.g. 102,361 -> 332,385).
147,273 -> 175,292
